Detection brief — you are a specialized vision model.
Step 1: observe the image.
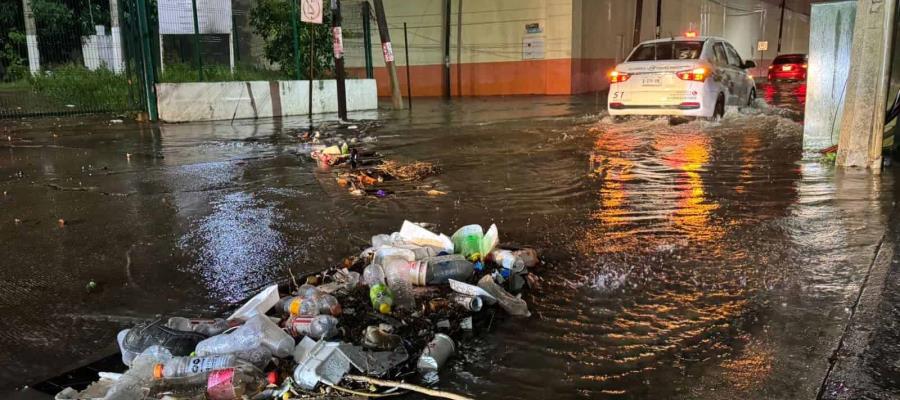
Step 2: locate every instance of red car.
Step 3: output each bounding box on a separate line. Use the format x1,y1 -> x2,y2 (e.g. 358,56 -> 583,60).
767,54 -> 807,82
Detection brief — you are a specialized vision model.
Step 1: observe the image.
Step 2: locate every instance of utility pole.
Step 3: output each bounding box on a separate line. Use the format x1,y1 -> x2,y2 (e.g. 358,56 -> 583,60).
456,0 -> 462,96
776,0 -> 786,53
441,0 -> 451,99
332,0 -> 347,120
362,3 -> 373,79
372,0 -> 404,109
22,0 -> 40,75
633,0 -> 643,47
655,0 -> 661,39
191,0 -> 203,80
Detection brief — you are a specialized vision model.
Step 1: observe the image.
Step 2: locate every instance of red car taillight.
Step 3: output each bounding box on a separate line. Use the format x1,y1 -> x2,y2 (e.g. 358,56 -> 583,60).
676,68 -> 707,82
608,70 -> 630,83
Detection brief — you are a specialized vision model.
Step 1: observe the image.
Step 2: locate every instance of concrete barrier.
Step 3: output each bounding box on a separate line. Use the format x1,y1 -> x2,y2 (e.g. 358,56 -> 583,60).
156,79 -> 378,123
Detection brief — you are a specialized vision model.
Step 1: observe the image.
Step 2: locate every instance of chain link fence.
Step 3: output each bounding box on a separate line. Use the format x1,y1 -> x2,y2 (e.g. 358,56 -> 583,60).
1,0 -> 376,119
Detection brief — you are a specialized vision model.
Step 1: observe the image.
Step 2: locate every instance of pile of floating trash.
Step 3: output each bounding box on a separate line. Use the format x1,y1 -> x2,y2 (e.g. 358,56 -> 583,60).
57,221 -> 539,400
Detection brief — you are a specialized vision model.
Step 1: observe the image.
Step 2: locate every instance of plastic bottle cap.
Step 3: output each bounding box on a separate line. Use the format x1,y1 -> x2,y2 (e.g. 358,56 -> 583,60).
152,363 -> 164,379
267,371 -> 278,385
379,303 -> 392,314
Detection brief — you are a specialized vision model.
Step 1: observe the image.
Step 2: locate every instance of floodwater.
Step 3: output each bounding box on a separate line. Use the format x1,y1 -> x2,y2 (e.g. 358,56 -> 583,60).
0,94 -> 895,399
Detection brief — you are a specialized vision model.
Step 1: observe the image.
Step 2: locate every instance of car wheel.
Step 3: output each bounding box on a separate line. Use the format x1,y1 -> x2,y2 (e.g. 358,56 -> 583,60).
747,88 -> 756,106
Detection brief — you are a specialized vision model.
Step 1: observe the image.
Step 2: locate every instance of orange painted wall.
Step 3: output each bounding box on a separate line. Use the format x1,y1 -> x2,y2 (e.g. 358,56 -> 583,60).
352,58 -> 617,97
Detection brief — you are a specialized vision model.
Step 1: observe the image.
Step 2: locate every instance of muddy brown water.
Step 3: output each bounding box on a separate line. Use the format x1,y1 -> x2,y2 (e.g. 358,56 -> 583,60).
0,95 -> 895,399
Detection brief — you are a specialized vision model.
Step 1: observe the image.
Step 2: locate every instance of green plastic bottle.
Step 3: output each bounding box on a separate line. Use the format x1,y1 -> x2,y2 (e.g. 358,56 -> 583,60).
369,284 -> 394,314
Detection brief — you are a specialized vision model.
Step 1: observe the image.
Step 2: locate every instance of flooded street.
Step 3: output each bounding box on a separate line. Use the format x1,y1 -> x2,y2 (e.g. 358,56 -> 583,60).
1,96 -> 896,398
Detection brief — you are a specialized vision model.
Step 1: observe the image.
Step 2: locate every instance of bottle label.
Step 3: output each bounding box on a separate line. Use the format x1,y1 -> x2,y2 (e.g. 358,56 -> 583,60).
207,368 -> 236,400
189,355 -> 232,375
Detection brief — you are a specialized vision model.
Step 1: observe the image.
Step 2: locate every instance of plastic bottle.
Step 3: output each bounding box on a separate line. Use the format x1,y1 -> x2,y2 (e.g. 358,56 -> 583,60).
277,295 -> 319,316
195,314 -> 295,358
369,284 -> 394,314
285,315 -> 339,340
146,366 -> 266,400
362,263 -> 387,286
166,317 -> 231,336
153,354 -> 240,379
424,255 -> 474,284
315,293 -> 342,316
386,277 -> 416,310
105,346 -> 173,400
451,225 -> 485,261
490,250 -> 526,271
117,320 -> 207,367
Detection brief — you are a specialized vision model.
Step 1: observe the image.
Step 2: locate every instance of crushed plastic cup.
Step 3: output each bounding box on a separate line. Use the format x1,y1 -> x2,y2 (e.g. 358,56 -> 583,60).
416,334 -> 455,373
477,275 -> 531,317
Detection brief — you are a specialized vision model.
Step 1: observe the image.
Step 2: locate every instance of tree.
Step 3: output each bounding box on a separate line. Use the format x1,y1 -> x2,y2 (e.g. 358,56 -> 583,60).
249,0 -> 334,80
0,1 -> 26,80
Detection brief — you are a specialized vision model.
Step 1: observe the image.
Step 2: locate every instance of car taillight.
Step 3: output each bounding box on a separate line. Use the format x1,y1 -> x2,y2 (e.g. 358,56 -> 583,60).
608,70 -> 630,83
768,65 -> 774,70
676,68 -> 707,82
802,64 -> 808,69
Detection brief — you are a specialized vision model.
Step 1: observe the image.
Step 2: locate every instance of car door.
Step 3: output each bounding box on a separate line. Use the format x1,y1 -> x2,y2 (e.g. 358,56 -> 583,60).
724,43 -> 750,101
711,41 -> 738,105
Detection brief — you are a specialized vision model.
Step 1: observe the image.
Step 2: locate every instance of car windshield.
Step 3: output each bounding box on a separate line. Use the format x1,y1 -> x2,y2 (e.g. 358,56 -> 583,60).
628,41 -> 703,61
773,55 -> 806,64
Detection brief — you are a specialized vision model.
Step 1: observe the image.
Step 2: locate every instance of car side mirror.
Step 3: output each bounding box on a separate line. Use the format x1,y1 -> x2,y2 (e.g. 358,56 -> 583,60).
742,60 -> 756,69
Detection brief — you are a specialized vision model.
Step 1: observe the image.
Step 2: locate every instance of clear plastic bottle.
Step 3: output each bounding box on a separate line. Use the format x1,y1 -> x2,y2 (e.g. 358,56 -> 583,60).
105,346 -> 173,400
153,354 -> 240,379
166,317 -> 230,336
315,293 -> 342,316
146,366 -> 266,400
285,315 -> 339,340
195,314 -> 295,358
363,263 -> 387,287
282,295 -> 318,316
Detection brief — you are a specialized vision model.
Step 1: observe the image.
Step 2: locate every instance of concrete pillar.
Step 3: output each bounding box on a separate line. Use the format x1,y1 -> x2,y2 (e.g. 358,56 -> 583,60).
109,0 -> 125,73
22,0 -> 40,75
803,1 -> 856,151
836,0 -> 896,170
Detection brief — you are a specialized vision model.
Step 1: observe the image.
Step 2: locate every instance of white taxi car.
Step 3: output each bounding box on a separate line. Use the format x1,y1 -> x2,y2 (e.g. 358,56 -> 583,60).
607,35 -> 756,120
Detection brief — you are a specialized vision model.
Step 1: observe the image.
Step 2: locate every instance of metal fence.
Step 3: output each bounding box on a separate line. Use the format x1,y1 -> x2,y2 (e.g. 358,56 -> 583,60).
0,0 -> 376,119
0,0 -> 149,117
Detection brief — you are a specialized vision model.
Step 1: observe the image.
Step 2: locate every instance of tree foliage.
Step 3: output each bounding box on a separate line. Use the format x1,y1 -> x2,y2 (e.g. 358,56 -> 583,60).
249,0 -> 334,80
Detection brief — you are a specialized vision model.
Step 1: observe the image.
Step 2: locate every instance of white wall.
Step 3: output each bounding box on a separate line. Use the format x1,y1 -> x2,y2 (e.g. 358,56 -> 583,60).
156,79 -> 378,122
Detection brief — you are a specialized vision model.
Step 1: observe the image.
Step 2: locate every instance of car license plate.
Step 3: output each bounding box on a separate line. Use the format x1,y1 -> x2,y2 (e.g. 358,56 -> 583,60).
641,77 -> 662,86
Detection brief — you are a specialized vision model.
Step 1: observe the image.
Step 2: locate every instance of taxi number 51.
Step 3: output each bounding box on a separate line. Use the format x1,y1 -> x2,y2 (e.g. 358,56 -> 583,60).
611,91 -> 625,100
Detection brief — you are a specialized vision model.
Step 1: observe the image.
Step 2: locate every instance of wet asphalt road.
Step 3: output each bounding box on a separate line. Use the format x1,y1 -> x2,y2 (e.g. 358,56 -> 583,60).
1,90 -> 898,399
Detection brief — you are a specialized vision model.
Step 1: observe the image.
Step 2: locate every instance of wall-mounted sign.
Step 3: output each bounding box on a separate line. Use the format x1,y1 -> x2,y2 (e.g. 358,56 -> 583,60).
523,34 -> 545,60
525,23 -> 542,34
158,0 -> 232,35
757,41 -> 769,51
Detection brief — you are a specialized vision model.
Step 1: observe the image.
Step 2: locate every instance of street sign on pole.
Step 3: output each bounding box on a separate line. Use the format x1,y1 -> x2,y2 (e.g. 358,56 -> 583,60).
757,41 -> 769,51
301,0 -> 323,24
